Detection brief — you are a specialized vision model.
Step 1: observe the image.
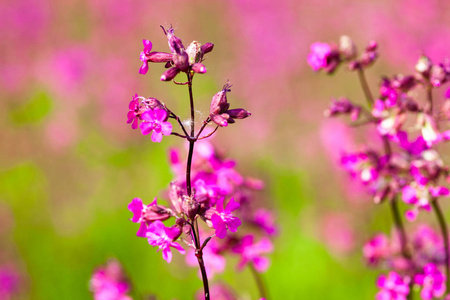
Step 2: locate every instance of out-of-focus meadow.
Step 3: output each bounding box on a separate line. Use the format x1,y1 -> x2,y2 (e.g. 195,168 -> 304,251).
2,0 -> 450,298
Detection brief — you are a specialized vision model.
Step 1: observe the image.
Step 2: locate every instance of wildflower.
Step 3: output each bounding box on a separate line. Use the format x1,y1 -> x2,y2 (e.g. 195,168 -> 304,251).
139,39 -> 173,75
90,259 -> 132,300
146,220 -> 185,263
233,235 -> 273,272
363,234 -> 390,266
127,197 -> 172,237
126,94 -> 140,129
210,197 -> 241,239
307,42 -> 340,73
186,239 -> 226,279
414,263 -> 446,299
375,271 -> 410,300
209,83 -> 251,127
139,109 -> 172,143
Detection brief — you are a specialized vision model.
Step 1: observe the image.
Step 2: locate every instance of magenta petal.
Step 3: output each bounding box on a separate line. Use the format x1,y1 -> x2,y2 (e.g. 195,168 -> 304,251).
154,109 -> 167,121
140,122 -> 153,135
141,110 -> 155,122
216,198 -> 224,213
151,130 -> 163,143
211,214 -> 226,239
225,198 -> 240,212
162,247 -> 172,263
161,122 -> 172,136
253,256 -> 270,272
127,111 -> 135,123
430,186 -> 450,197
405,209 -> 418,222
139,62 -> 149,75
131,117 -> 138,129
171,242 -> 185,254
128,198 -> 143,222
226,217 -> 241,233
136,222 -> 148,237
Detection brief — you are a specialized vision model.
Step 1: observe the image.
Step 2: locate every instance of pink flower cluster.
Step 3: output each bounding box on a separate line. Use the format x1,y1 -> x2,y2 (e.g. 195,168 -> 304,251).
124,26 -> 270,299
90,259 -> 132,300
312,36 -> 450,299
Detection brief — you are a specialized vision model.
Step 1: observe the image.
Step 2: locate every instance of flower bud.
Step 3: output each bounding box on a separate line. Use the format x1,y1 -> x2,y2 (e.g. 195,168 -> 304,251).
165,27 -> 184,54
142,204 -> 171,222
172,51 -> 189,72
201,42 -> 214,55
415,55 -> 432,76
186,41 -> 202,65
430,64 -> 446,87
161,67 -> 180,81
182,195 -> 199,221
143,97 -> 164,110
227,108 -> 251,119
192,63 -> 207,74
210,86 -> 231,115
211,113 -> 229,127
366,41 -> 378,51
339,35 -> 356,60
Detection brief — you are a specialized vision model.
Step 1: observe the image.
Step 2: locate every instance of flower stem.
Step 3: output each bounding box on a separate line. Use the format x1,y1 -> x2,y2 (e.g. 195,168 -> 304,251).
249,264 -> 268,299
185,72 -> 210,300
431,199 -> 450,291
390,197 -> 410,259
357,67 -> 374,109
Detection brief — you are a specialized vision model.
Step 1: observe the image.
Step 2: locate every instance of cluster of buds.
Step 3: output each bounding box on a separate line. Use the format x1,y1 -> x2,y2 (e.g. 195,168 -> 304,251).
124,26 -> 270,299
311,36 -> 450,299
308,36 -> 378,74
139,26 -> 212,80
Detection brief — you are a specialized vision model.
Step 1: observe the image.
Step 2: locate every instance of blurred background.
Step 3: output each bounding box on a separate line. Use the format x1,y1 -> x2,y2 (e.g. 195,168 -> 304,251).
2,0 -> 450,298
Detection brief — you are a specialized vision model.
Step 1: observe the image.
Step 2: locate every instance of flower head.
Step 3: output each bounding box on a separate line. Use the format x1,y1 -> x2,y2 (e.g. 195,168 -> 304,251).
375,271 -> 410,300
139,109 -> 172,142
210,197 -> 241,239
233,235 -> 273,272
414,263 -> 446,299
146,220 -> 185,263
307,42 -> 340,73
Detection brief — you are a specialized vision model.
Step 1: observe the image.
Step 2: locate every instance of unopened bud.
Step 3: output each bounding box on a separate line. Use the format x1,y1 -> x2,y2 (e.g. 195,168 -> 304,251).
366,41 -> 377,51
165,27 -> 184,54
430,64 -> 446,87
201,42 -> 214,54
161,67 -> 180,81
182,196 -> 199,221
192,63 -> 207,74
172,51 -> 189,72
339,35 -> 356,60
210,87 -> 230,115
143,97 -> 164,110
227,108 -> 251,119
415,55 -> 432,75
186,41 -> 202,65
210,113 -> 229,127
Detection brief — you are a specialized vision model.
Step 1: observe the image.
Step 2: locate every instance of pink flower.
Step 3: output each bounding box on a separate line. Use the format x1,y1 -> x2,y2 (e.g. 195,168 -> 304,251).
210,198 -> 241,239
233,235 -> 273,272
126,93 -> 140,129
375,271 -> 410,300
363,234 -> 390,266
90,259 -> 132,300
307,42 -> 340,73
414,263 -> 446,299
127,197 -> 171,237
253,209 -> 277,236
146,221 -> 185,263
139,109 -> 172,143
